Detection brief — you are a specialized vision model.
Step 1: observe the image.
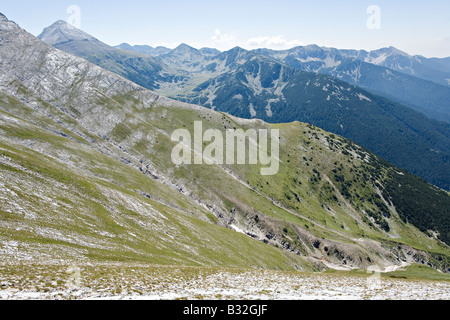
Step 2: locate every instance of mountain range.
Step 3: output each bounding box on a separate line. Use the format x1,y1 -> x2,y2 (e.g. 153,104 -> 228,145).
120,42 -> 450,83
116,43 -> 172,57
118,42 -> 450,123
256,45 -> 450,123
38,21 -> 450,191
0,13 -> 449,274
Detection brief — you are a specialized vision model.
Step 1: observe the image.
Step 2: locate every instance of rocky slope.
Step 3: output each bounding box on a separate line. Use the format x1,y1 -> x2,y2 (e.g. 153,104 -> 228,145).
2,263 -> 449,300
1,13 -> 449,273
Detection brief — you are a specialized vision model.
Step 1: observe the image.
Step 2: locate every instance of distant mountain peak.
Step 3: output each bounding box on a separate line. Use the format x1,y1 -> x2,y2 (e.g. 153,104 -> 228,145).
177,43 -> 192,48
53,19 -> 70,26
38,20 -> 96,45
304,44 -> 321,50
116,42 -> 136,50
165,43 -> 202,58
230,46 -> 246,52
173,43 -> 198,52
43,19 -> 75,31
372,46 -> 411,58
387,45 -> 407,53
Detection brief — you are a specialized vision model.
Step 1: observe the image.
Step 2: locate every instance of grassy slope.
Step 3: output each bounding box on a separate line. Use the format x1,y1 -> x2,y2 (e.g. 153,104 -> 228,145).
0,105 -> 315,271
1,79 -> 448,273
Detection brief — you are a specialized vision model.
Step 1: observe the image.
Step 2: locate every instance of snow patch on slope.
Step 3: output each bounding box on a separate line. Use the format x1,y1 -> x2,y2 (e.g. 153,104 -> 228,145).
365,53 -> 387,65
249,103 -> 257,117
356,93 -> 372,102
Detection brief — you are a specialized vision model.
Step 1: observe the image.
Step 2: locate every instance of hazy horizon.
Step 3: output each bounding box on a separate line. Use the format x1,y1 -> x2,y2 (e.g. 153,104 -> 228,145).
1,0 -> 450,58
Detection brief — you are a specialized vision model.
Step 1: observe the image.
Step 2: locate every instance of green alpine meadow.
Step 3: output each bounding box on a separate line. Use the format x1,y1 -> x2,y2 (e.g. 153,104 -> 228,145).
0,5 -> 449,301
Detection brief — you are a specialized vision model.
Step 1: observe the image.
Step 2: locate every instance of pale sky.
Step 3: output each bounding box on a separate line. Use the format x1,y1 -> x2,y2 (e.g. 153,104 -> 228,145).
1,0 -> 450,57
